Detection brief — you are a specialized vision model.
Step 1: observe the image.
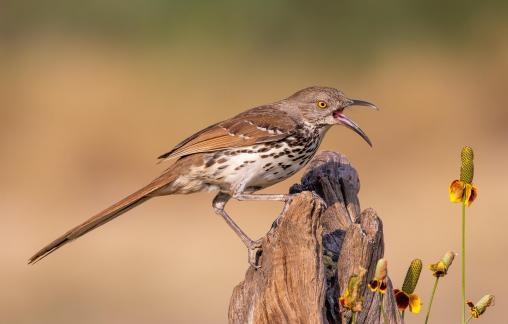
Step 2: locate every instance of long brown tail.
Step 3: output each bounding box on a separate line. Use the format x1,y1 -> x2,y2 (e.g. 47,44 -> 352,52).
28,175 -> 172,264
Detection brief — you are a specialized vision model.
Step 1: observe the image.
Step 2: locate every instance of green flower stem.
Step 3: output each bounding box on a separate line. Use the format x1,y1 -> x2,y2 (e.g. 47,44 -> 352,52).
466,316 -> 473,324
379,293 -> 388,324
425,277 -> 440,324
401,310 -> 405,320
352,312 -> 357,324
462,201 -> 466,324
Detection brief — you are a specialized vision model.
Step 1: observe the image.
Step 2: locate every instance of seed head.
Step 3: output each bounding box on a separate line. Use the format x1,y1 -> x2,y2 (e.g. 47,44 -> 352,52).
441,251 -> 455,268
402,259 -> 422,294
374,258 -> 388,281
460,146 -> 474,184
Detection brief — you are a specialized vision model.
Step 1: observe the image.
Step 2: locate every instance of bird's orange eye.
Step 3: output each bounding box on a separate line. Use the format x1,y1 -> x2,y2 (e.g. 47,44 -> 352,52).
317,101 -> 328,109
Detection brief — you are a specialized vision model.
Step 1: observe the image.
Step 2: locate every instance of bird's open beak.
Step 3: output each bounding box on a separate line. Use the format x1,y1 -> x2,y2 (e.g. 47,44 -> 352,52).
333,99 -> 377,147
347,99 -> 378,110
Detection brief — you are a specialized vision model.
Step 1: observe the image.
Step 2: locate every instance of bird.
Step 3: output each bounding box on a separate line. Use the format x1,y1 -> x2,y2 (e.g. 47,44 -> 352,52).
28,86 -> 377,267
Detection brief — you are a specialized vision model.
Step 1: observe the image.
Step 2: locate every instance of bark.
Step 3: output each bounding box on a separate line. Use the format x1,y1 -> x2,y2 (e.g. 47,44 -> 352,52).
228,151 -> 402,324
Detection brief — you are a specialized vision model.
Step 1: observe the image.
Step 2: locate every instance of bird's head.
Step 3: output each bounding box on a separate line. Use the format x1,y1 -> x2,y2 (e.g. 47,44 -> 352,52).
286,86 -> 378,146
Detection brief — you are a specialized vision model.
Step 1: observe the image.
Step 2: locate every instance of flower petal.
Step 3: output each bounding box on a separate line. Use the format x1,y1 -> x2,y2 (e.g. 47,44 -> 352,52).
394,289 -> 410,311
465,184 -> 478,207
429,261 -> 447,277
408,293 -> 421,313
368,279 -> 379,292
449,180 -> 465,203
379,281 -> 388,294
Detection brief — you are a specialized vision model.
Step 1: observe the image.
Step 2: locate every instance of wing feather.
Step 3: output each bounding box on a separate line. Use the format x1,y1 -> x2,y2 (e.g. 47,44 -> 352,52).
158,106 -> 295,161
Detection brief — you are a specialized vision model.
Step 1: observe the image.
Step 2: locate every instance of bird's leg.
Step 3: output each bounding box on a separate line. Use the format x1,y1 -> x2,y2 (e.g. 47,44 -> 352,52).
212,192 -> 262,268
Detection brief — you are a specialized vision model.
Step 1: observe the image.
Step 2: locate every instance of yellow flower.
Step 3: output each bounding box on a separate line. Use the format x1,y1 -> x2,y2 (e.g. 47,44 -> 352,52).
466,294 -> 495,319
394,289 -> 421,313
429,251 -> 456,277
394,259 -> 422,314
449,146 -> 478,206
339,267 -> 366,313
369,258 -> 388,294
449,180 -> 478,206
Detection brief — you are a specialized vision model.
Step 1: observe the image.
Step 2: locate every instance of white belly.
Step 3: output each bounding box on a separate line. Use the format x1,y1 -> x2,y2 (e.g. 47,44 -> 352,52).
201,139 -> 320,194
167,125 -> 326,195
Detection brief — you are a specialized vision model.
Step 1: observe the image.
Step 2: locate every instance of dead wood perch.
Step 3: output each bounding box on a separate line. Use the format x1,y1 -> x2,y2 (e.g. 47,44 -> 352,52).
229,151 -> 403,324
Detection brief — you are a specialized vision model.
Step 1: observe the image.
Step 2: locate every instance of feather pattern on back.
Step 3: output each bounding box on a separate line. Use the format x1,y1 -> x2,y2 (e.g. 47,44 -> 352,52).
158,106 -> 297,161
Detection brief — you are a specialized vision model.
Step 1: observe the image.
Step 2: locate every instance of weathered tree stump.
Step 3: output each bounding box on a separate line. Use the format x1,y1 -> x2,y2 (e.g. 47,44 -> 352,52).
228,151 -> 402,324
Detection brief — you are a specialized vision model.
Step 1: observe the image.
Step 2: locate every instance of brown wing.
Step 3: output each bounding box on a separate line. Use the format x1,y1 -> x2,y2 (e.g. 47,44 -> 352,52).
158,105 -> 296,161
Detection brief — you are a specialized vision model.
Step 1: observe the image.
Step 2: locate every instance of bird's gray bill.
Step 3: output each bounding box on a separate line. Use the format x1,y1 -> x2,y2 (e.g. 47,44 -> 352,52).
334,112 -> 372,147
348,99 -> 378,110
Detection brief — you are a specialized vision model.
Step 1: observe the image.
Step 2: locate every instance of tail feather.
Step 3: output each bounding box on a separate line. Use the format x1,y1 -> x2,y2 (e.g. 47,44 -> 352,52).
28,178 -> 170,264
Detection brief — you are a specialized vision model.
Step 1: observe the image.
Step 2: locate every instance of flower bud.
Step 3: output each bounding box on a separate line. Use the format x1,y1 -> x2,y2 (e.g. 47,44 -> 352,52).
339,267 -> 366,313
429,251 -> 456,277
467,294 -> 495,318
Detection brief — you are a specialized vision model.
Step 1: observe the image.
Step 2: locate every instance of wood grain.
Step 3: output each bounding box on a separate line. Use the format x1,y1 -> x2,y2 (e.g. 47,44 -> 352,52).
229,151 -> 402,324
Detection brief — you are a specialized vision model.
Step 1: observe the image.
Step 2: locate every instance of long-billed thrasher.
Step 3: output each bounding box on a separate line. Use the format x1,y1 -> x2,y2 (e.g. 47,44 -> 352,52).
29,86 -> 377,267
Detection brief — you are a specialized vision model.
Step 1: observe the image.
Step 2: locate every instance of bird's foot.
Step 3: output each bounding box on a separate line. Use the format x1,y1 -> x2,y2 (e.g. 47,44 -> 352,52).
247,239 -> 263,269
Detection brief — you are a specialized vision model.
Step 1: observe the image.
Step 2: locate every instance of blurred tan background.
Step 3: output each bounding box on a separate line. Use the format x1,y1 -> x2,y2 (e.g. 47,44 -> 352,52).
1,1 -> 507,323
